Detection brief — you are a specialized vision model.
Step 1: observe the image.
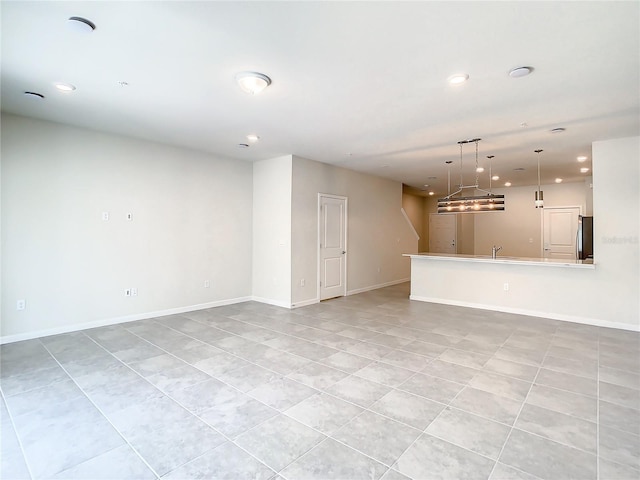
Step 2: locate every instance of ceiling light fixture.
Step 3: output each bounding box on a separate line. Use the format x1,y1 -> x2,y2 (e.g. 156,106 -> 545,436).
448,73 -> 469,85
580,167 -> 590,173
235,71 -> 271,95
476,167 -> 484,173
438,139 -> 505,213
555,178 -> 563,183
504,182 -> 512,187
24,91 -> 45,99
55,83 -> 76,92
509,66 -> 533,78
246,134 -> 260,143
67,16 -> 96,33
237,143 -> 250,149
492,175 -> 500,181
534,149 -> 544,208
577,156 -> 588,162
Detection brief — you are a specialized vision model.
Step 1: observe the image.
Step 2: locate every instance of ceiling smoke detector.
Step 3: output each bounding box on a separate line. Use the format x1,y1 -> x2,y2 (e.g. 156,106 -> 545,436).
24,91 -> 45,99
509,66 -> 533,78
67,16 -> 96,33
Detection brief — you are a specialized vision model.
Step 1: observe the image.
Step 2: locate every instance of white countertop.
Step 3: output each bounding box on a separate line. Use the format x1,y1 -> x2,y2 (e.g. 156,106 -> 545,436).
404,252 -> 595,269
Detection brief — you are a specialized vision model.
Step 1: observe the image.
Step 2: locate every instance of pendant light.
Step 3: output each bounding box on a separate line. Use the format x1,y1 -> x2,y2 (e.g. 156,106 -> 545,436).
437,138 -> 505,213
534,149 -> 544,208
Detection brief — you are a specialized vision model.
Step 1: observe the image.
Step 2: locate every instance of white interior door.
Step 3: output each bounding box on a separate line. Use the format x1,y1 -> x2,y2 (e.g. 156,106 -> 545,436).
429,214 -> 457,253
543,207 -> 580,259
319,195 -> 347,300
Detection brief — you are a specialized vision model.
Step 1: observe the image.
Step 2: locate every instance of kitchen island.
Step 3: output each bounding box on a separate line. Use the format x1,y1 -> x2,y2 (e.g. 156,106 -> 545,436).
404,252 -> 608,328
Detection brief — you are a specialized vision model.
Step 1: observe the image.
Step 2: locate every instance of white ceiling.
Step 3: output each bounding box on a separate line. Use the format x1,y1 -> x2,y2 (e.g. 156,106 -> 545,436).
2,1 -> 639,196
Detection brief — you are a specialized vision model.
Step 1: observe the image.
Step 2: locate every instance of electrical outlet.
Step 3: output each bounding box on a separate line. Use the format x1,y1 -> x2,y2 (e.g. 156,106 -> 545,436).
102,212 -> 109,221
125,289 -> 131,297
204,280 -> 210,288
126,213 -> 133,221
503,283 -> 510,291
17,299 -> 26,310
131,288 -> 138,296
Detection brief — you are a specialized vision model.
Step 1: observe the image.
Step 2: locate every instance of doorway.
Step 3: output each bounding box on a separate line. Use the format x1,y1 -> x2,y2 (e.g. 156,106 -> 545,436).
543,206 -> 580,259
318,194 -> 347,300
429,213 -> 457,253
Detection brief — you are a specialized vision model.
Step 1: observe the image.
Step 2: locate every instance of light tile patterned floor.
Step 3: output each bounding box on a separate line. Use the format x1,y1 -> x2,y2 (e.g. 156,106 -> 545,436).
1,283 -> 639,479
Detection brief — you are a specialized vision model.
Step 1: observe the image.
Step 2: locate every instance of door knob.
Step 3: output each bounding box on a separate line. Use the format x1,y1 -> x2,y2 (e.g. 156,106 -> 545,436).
342,251 -> 346,254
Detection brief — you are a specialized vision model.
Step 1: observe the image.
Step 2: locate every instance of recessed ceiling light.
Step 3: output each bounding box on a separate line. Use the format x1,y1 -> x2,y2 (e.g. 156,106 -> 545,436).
514,167 -> 525,172
504,182 -> 512,187
580,167 -> 590,173
55,83 -> 76,92
550,127 -> 566,133
235,72 -> 271,95
476,167 -> 484,173
555,178 -> 563,183
67,16 -> 96,33
428,191 -> 435,196
246,134 -> 260,143
509,66 -> 533,78
448,73 -> 469,85
237,143 -> 250,149
492,175 -> 500,181
577,155 -> 588,162
24,91 -> 45,99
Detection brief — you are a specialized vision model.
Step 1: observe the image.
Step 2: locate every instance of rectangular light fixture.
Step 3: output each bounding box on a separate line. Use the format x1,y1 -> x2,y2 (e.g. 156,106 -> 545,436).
437,194 -> 505,213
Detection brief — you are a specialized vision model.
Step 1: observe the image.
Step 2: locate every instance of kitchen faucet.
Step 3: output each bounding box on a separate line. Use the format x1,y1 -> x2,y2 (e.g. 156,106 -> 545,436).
491,245 -> 502,258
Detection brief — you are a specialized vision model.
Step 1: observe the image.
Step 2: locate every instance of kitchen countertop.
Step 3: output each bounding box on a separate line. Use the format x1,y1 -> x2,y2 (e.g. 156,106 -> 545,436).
404,252 -> 595,269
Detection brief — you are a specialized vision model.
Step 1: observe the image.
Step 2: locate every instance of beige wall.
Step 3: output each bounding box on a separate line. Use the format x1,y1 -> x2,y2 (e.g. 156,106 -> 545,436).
422,182 -> 590,257
474,181 -> 588,257
401,192 -> 427,252
292,156 -> 417,306
2,114 -> 254,340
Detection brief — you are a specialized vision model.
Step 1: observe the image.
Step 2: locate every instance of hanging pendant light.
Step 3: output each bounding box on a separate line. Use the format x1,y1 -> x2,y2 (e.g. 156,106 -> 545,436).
534,149 -> 544,208
437,138 -> 505,213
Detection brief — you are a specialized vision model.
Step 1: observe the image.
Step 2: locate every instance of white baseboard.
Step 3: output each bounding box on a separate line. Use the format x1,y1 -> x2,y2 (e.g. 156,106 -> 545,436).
347,278 -> 410,296
409,295 -> 640,332
250,296 -> 293,309
291,298 -> 320,309
0,296 -> 253,345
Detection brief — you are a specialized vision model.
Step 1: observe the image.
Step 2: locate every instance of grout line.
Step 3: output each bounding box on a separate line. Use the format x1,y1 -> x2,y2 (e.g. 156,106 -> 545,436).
38,338 -> 162,480
597,328 -> 601,480
0,387 -> 36,480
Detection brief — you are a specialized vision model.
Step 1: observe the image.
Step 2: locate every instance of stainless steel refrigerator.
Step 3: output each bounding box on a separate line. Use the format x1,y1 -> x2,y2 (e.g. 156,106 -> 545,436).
577,215 -> 594,260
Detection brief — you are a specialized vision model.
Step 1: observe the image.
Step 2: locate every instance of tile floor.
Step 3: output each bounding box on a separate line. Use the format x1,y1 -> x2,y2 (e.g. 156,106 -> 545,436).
1,283 -> 639,479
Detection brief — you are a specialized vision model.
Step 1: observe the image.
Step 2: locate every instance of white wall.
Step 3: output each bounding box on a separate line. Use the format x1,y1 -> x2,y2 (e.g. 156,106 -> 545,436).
410,136 -> 640,330
252,155 -> 293,307
1,114 -> 254,341
291,156 -> 417,306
